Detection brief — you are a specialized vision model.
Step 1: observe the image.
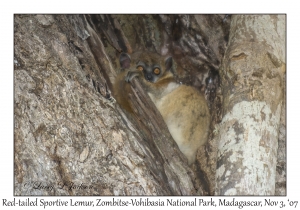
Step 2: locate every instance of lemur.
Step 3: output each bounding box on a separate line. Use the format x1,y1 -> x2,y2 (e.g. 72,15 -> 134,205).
113,52 -> 210,165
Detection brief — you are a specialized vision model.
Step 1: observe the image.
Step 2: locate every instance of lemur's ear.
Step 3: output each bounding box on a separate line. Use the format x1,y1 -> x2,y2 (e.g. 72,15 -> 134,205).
165,57 -> 173,71
119,53 -> 131,69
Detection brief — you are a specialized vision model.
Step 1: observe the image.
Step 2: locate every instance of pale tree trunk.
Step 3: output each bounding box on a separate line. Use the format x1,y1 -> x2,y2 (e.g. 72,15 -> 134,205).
215,15 -> 286,195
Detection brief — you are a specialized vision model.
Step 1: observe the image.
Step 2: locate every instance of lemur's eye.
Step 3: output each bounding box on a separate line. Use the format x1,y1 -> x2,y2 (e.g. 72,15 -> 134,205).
153,68 -> 160,75
137,66 -> 143,71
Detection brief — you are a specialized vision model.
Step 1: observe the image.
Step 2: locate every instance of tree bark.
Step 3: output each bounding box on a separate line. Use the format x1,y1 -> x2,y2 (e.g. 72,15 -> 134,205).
215,15 -> 286,195
15,14 -> 285,196
15,14 -> 183,195
15,14 -> 229,196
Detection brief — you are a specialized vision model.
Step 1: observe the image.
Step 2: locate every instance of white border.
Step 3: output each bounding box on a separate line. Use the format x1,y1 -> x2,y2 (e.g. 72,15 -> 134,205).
2,0 -> 298,209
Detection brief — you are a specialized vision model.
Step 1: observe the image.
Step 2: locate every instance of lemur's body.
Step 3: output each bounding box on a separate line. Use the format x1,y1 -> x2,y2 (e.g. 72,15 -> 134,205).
113,52 -> 210,165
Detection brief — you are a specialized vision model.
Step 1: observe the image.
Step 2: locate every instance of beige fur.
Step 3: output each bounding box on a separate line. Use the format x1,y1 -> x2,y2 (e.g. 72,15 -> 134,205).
149,84 -> 210,164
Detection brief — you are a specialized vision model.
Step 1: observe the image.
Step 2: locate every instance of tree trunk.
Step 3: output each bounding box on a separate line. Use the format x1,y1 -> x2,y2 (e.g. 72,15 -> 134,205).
215,15 -> 286,195
14,14 -> 230,196
14,14 -> 285,196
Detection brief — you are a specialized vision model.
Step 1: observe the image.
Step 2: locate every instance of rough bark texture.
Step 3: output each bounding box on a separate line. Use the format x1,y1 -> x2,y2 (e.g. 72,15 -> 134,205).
15,14 -> 166,195
14,14 -> 230,195
215,15 -> 286,195
275,72 -> 286,196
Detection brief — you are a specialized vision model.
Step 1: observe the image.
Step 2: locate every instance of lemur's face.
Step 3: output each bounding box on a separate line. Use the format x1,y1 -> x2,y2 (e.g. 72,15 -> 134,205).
136,61 -> 162,83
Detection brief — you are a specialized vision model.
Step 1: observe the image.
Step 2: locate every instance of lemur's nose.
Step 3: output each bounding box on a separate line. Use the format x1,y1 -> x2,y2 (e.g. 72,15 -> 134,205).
146,74 -> 152,81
